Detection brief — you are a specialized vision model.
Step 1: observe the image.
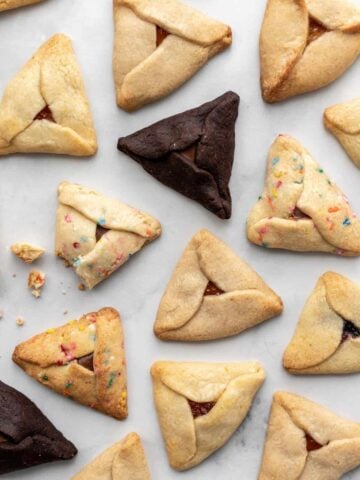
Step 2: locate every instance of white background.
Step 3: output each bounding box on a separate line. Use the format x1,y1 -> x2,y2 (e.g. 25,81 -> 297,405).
0,0 -> 360,478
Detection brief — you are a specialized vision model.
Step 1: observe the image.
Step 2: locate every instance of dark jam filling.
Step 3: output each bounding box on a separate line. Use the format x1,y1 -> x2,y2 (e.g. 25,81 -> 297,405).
33,105 -> 56,123
96,225 -> 108,242
307,18 -> 328,45
305,434 -> 323,452
188,400 -> 216,419
77,353 -> 94,372
341,320 -> 360,344
204,281 -> 224,297
156,26 -> 169,47
0,434 -> 8,444
180,144 -> 197,162
289,207 -> 310,220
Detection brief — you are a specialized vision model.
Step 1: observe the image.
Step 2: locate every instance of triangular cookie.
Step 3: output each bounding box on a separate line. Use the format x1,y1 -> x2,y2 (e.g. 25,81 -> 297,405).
0,34 -> 97,156
71,433 -> 151,480
260,0 -> 360,103
258,391 -> 360,480
55,182 -> 161,289
0,380 -> 77,475
154,229 -> 283,341
113,0 -> 232,111
324,97 -> 360,167
283,272 -> 360,374
118,92 -> 239,219
151,361 -> 265,470
247,135 -> 360,255
12,308 -> 128,420
0,0 -> 44,11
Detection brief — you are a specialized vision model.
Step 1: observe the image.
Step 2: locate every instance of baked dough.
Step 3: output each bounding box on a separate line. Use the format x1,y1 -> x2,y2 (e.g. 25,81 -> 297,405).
0,0 -> 44,12
283,272 -> 360,374
113,0 -> 232,111
118,92 -> 239,219
154,229 -> 283,341
324,97 -> 360,167
258,391 -> 360,480
0,34 -> 97,156
11,242 -> 45,263
55,181 -> 161,289
260,0 -> 360,103
71,433 -> 151,480
247,135 -> 360,255
13,307 -> 128,420
151,360 -> 265,470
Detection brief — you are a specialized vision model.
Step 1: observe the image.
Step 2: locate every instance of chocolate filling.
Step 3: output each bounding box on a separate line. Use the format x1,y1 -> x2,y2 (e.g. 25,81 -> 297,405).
96,225 -> 108,242
180,144 -> 197,162
305,434 -> 323,452
188,400 -> 216,418
156,26 -> 169,47
204,281 -> 224,297
289,207 -> 310,220
307,18 -> 328,45
77,353 -> 94,371
33,105 -> 56,123
341,320 -> 360,344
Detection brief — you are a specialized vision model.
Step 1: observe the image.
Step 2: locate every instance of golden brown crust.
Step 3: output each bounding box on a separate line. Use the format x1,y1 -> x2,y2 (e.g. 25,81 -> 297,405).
0,34 -> 97,156
71,433 -> 151,479
0,0 -> 44,11
154,229 -> 283,341
13,308 -> 128,420
247,135 -> 360,255
260,0 -> 360,102
151,361 -> 265,470
55,182 -> 161,289
113,0 -> 232,111
259,391 -> 360,480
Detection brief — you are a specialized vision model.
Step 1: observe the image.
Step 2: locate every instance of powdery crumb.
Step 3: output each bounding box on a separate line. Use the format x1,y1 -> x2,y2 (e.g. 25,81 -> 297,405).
28,271 -> 46,298
11,243 -> 45,264
16,316 -> 25,326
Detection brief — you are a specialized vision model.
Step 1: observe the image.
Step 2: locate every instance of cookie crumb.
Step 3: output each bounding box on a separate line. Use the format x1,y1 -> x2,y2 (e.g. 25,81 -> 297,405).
12,274 -> 16,278
11,243 -> 45,264
63,310 -> 68,315
78,283 -> 85,291
16,316 -> 25,326
28,270 -> 46,298
0,310 -> 3,319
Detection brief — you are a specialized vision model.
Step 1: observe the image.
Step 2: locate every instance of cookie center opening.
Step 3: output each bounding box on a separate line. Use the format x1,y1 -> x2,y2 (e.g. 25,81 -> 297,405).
77,353 -> 94,371
156,26 -> 170,47
289,207 -> 310,220
307,18 -> 328,45
33,105 -> 56,123
188,400 -> 216,418
305,434 -> 323,452
204,281 -> 224,296
180,144 -> 198,162
96,225 -> 108,242
341,320 -> 360,344
0,434 -> 8,444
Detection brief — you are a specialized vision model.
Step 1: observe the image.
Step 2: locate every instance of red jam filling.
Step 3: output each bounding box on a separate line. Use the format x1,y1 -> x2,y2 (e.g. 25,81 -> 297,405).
156,26 -> 169,46
33,105 -> 56,123
305,434 -> 323,452
307,18 -> 328,45
204,281 -> 224,296
77,353 -> 94,372
96,226 -> 108,242
289,207 -> 310,220
341,320 -> 360,344
188,400 -> 216,418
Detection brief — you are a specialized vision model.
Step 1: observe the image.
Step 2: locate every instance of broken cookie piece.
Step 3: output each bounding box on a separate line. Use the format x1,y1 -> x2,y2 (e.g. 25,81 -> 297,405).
28,270 -> 45,298
11,242 -> 45,263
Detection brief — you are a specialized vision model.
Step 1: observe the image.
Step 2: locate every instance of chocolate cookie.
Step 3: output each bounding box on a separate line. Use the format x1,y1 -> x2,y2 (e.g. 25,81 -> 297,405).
0,380 -> 77,475
117,91 -> 240,219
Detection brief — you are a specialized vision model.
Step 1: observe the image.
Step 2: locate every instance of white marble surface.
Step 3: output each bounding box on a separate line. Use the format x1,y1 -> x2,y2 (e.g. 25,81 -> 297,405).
0,0 -> 360,478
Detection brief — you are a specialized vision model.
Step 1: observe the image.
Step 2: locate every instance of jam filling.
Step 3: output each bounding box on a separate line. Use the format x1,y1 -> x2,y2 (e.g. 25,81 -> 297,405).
341,320 -> 360,344
0,434 -> 7,444
289,207 -> 310,220
305,434 -> 323,452
204,281 -> 224,296
156,26 -> 170,47
180,144 -> 197,162
307,18 -> 328,45
77,353 -> 94,371
33,105 -> 56,123
188,400 -> 216,418
96,225 -> 108,242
